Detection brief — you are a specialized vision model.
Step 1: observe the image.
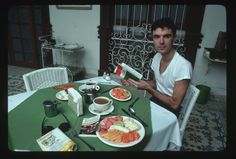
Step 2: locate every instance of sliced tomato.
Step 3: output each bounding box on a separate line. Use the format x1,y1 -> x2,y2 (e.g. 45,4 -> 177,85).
133,131 -> 140,140
128,132 -> 134,142
121,133 -> 129,143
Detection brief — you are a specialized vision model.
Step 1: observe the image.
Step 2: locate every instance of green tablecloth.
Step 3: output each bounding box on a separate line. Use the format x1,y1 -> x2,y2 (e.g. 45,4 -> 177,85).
8,83 -> 153,151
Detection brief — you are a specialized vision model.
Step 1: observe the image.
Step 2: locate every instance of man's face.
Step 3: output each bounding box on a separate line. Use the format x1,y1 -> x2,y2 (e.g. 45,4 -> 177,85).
152,27 -> 176,55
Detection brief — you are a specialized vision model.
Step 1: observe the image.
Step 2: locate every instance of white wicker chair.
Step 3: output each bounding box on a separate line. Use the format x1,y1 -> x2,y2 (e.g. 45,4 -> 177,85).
23,67 -> 69,92
178,84 -> 200,142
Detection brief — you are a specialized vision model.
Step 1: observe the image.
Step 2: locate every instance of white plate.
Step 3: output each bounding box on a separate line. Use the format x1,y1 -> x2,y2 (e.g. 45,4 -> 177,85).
54,43 -> 65,47
88,104 -> 114,116
78,84 -> 100,93
64,44 -> 78,50
56,90 -> 69,100
96,116 -> 145,148
109,88 -> 131,101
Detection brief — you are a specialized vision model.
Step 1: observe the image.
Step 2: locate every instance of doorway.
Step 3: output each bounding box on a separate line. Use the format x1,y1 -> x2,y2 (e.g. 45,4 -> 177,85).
8,5 -> 51,68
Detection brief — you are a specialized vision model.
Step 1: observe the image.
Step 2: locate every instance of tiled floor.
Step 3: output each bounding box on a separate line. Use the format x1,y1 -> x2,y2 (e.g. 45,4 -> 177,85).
8,65 -> 36,76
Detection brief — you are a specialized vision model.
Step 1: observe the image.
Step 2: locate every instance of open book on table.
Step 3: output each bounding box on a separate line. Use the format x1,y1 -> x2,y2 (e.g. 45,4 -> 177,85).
114,63 -> 143,81
36,127 -> 77,151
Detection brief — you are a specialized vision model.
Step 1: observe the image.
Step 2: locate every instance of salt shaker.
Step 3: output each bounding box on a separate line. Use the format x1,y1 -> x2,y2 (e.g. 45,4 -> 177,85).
103,71 -> 106,79
105,73 -> 111,81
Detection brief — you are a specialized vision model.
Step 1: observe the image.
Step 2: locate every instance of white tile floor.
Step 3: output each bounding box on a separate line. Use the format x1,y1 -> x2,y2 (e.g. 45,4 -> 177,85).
8,65 -> 35,76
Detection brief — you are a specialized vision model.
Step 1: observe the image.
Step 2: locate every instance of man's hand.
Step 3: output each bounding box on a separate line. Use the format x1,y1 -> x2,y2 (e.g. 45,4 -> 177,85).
119,78 -> 130,86
127,79 -> 152,90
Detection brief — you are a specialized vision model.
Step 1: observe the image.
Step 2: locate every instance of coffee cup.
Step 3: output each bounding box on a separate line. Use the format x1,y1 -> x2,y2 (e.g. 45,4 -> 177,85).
93,96 -> 113,112
43,100 -> 58,117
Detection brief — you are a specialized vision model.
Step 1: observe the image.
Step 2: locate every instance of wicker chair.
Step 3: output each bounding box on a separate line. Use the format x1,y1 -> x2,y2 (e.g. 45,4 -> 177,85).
23,67 -> 69,92
178,84 -> 200,142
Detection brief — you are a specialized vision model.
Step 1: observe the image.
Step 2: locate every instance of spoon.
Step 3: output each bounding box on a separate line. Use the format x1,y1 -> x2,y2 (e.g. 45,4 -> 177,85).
128,107 -> 148,127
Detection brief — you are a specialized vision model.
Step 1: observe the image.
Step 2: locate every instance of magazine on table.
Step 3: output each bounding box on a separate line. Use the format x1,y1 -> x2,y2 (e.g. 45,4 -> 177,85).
114,63 -> 143,81
78,115 -> 100,137
36,127 -> 77,151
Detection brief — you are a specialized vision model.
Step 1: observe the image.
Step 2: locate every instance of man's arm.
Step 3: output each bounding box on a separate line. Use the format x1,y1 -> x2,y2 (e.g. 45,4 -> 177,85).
120,78 -> 156,88
128,78 -> 190,110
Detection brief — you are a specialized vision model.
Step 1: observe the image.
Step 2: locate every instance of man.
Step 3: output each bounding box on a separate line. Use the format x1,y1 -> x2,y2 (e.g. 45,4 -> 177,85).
121,18 -> 192,117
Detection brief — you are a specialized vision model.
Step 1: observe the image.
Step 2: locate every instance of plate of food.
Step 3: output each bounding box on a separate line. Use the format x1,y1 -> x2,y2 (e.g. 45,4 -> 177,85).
56,90 -> 69,100
109,87 -> 131,101
96,115 -> 145,148
54,83 -> 75,90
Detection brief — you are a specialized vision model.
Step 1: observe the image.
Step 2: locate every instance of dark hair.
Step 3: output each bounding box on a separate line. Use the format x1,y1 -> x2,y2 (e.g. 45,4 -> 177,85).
151,18 -> 176,36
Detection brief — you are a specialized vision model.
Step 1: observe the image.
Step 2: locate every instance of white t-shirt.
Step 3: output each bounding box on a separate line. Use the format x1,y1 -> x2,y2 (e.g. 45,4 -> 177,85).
151,51 -> 192,96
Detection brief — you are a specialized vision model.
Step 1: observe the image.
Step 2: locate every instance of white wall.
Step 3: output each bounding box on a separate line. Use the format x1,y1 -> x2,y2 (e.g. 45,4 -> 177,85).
192,5 -> 226,96
49,5 -> 100,75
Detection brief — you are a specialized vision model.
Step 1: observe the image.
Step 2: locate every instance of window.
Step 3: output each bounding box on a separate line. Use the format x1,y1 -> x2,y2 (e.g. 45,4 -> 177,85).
114,5 -> 187,30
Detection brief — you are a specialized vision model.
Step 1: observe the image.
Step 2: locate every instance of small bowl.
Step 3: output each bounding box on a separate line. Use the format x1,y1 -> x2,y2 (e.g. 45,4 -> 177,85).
85,80 -> 99,90
93,96 -> 113,112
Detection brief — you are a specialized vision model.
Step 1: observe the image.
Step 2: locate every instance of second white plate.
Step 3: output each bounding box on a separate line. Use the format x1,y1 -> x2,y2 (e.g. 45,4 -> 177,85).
56,90 -> 69,100
109,88 -> 131,101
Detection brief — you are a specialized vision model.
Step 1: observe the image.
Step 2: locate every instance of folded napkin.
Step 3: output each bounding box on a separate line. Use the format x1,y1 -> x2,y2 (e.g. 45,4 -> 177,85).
67,88 -> 83,117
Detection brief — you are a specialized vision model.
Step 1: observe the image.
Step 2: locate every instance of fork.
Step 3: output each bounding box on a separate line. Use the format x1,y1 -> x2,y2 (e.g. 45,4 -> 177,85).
70,130 -> 96,151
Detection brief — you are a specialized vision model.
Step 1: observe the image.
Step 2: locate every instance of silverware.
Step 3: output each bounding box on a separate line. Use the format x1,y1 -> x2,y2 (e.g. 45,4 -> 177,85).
121,108 -> 132,116
128,97 -> 140,108
128,107 -> 148,127
70,130 -> 96,151
121,108 -> 148,127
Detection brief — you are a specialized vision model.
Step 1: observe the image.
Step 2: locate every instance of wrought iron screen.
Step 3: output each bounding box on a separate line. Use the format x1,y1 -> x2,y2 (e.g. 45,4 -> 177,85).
107,5 -> 187,80
108,24 -> 186,80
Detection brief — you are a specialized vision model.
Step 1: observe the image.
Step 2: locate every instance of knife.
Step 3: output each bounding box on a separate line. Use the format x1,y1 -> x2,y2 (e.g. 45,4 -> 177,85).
121,108 -> 148,127
128,97 -> 140,108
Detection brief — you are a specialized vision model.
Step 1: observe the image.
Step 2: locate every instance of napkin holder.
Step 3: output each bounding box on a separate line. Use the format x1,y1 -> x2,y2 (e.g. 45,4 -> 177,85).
67,88 -> 83,117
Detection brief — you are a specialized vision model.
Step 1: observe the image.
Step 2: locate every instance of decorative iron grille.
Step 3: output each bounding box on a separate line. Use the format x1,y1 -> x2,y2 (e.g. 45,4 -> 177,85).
108,23 -> 186,80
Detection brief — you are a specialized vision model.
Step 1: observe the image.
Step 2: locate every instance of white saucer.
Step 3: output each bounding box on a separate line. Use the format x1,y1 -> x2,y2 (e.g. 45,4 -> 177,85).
88,104 -> 114,115
56,90 -> 69,100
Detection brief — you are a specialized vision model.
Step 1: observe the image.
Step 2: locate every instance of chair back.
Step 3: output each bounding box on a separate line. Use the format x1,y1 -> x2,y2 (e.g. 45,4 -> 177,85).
23,67 -> 69,92
178,84 -> 200,141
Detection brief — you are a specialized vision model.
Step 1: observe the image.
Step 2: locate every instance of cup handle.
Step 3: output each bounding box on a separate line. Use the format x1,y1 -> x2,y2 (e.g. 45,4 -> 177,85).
109,99 -> 113,106
95,85 -> 100,91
